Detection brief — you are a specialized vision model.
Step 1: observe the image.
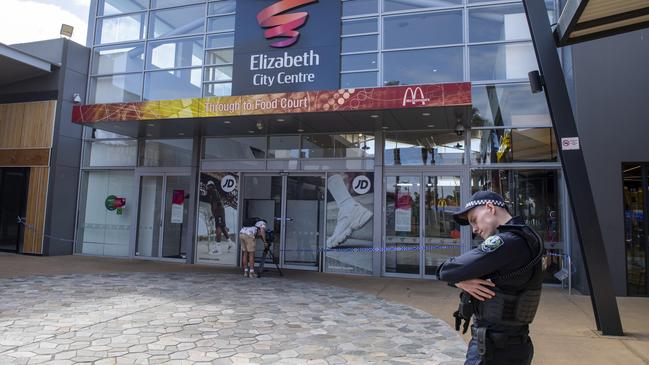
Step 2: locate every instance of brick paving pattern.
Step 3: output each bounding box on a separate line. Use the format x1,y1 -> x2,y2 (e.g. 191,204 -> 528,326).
0,272 -> 466,364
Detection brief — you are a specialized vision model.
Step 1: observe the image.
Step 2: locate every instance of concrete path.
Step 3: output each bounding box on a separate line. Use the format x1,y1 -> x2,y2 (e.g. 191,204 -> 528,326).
1,253 -> 648,365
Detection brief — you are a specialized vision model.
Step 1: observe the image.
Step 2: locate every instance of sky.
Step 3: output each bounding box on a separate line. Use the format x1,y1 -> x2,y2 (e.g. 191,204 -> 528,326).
0,0 -> 90,46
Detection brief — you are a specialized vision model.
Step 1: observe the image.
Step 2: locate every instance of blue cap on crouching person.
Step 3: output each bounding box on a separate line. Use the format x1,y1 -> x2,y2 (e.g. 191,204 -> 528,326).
452,191 -> 508,225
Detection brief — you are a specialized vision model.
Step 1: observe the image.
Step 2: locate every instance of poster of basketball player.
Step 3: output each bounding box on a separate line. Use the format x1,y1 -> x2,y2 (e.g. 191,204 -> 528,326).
324,172 -> 374,274
197,172 -> 239,265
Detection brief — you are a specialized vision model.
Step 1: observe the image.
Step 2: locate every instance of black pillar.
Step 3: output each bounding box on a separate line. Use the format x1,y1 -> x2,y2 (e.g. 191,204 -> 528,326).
522,0 -> 623,336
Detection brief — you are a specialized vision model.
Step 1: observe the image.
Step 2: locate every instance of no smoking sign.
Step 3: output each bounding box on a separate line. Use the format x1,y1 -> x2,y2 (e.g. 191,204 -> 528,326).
561,137 -> 580,150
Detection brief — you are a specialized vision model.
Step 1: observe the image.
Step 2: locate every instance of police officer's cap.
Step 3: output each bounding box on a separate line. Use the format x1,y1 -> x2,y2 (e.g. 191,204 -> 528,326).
452,191 -> 508,225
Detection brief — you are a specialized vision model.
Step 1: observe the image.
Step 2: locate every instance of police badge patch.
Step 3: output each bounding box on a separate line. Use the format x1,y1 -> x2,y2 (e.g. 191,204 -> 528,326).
480,235 -> 504,252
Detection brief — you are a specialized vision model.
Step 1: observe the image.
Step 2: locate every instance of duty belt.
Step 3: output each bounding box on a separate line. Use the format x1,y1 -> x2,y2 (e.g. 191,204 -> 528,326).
472,326 -> 530,357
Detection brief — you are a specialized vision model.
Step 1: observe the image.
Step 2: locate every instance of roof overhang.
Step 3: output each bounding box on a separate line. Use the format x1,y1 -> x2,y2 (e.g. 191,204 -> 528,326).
0,43 -> 53,86
555,0 -> 649,46
72,83 -> 472,138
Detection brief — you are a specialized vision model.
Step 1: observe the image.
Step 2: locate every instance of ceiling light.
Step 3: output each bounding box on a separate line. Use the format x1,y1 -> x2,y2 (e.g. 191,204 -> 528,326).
147,123 -> 155,127
370,114 -> 380,118
427,124 -> 435,128
248,130 -> 255,134
178,132 -> 185,136
381,126 -> 389,130
422,112 -> 431,116
223,120 -> 231,124
277,118 -> 285,122
297,128 -> 304,132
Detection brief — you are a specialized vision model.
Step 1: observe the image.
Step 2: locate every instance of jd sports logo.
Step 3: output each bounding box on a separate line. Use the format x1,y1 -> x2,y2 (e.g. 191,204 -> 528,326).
402,87 -> 430,106
221,175 -> 237,193
257,0 -> 317,48
352,175 -> 371,195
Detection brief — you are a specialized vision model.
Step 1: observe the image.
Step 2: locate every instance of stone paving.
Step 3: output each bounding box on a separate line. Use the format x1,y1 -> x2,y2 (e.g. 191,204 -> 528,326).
0,272 -> 466,365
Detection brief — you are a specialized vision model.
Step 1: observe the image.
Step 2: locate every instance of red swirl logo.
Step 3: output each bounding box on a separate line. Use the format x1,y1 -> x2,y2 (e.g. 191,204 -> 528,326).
257,0 -> 317,48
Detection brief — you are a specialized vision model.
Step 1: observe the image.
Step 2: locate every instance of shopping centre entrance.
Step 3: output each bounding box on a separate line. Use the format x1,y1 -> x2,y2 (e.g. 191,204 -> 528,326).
0,167 -> 29,253
241,174 -> 324,271
73,82 -> 474,276
384,171 -> 464,278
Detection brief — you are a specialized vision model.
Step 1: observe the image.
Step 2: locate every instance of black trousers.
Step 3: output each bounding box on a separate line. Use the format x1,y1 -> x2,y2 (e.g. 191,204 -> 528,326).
465,332 -> 533,365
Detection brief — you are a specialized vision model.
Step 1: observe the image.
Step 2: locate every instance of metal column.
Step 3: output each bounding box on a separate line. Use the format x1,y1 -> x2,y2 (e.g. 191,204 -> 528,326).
522,0 -> 624,336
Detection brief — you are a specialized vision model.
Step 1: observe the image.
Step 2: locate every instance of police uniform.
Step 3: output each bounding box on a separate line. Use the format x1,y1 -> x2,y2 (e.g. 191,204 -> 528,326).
437,191 -> 544,365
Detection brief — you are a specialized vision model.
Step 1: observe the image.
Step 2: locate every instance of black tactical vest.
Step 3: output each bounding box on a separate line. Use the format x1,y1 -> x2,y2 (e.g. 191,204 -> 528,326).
474,224 -> 545,327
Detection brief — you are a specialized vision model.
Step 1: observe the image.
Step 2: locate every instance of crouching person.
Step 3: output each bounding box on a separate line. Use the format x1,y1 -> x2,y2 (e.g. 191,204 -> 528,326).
239,218 -> 268,278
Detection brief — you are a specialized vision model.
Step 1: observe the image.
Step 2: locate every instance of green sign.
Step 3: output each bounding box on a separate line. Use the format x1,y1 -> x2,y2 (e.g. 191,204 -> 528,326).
105,195 -> 117,211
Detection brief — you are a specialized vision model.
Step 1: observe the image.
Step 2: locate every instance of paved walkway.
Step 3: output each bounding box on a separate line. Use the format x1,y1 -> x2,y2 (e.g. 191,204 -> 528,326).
1,253 -> 648,365
0,271 -> 466,365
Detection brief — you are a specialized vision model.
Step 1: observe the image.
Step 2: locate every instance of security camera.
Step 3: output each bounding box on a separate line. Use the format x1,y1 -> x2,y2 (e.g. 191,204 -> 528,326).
256,121 -> 263,130
455,122 -> 465,137
72,93 -> 82,104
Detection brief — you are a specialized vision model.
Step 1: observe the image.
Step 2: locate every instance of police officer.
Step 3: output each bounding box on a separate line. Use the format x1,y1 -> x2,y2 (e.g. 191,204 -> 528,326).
437,191 -> 544,365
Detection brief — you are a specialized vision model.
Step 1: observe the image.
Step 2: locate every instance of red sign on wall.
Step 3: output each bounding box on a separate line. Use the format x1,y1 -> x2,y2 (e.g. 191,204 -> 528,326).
172,190 -> 185,205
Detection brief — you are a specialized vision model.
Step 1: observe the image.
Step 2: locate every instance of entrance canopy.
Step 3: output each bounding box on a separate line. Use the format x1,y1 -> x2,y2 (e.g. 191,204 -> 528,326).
0,43 -> 53,86
72,83 -> 472,138
555,0 -> 649,46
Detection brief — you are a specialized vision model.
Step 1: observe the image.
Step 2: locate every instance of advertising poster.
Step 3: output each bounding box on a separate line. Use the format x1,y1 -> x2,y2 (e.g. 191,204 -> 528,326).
325,172 -> 374,275
197,172 -> 239,265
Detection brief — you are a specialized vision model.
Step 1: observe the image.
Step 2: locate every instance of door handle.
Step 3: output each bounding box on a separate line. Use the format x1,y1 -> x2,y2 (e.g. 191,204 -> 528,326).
285,217 -> 294,222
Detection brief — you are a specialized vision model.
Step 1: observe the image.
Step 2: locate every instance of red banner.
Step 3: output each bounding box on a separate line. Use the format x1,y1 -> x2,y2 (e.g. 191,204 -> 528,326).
72,82 -> 471,124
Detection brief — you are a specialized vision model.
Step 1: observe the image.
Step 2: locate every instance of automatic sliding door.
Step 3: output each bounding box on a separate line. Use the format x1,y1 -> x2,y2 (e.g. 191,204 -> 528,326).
423,175 -> 461,276
162,176 -> 191,259
136,176 -> 164,257
242,175 -> 283,265
136,174 -> 190,259
385,175 -> 421,275
284,175 -> 324,268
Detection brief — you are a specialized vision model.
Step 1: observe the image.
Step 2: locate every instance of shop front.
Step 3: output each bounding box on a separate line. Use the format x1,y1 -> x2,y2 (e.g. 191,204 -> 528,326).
72,82 -> 488,277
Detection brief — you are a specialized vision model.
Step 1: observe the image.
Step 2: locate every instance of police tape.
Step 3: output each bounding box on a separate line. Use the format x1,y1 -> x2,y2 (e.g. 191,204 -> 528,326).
15,217 -> 570,256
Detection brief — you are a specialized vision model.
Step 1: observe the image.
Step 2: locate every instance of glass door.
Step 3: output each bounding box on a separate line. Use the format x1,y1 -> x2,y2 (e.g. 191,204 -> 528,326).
284,175 -> 325,269
242,175 -> 283,268
423,174 -> 462,276
241,174 -> 324,270
385,175 -> 421,275
0,168 -> 29,252
384,172 -> 462,277
136,174 -> 191,259
623,164 -> 648,296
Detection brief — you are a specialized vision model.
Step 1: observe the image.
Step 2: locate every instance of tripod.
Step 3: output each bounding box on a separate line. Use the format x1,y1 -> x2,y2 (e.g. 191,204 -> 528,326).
256,241 -> 283,277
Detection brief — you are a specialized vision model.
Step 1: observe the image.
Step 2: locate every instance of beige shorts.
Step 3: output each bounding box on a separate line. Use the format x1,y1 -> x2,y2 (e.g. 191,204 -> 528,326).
240,234 -> 257,253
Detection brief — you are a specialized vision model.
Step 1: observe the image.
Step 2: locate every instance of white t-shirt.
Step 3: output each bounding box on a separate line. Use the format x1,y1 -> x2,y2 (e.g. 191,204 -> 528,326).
240,220 -> 266,236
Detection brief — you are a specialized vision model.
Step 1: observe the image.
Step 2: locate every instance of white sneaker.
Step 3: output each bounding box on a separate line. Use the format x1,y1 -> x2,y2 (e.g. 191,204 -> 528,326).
243,271 -> 249,278
326,200 -> 373,248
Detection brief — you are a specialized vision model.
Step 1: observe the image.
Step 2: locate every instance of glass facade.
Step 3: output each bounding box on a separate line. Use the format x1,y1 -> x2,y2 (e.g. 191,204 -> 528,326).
90,0 -> 236,103
78,0 -> 567,285
76,171 -> 135,256
623,164 -> 648,296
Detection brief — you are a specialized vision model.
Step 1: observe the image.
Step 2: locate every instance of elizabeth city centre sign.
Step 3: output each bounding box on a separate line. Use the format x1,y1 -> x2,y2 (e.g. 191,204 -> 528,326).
232,0 -> 341,95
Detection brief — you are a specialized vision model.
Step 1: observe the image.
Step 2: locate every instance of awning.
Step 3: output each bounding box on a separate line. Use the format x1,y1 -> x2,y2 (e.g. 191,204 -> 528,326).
0,43 -> 53,86
555,0 -> 649,46
72,83 -> 472,138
